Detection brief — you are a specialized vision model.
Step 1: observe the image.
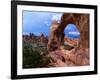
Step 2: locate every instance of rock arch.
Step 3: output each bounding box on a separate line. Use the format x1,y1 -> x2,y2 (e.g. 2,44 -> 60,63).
47,13 -> 90,66
48,13 -> 89,51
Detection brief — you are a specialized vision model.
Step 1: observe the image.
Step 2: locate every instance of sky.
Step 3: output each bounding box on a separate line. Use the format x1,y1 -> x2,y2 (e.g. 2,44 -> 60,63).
23,11 -> 80,39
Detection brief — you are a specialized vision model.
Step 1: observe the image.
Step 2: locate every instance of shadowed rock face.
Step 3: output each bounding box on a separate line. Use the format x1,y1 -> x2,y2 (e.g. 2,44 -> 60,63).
48,13 -> 89,51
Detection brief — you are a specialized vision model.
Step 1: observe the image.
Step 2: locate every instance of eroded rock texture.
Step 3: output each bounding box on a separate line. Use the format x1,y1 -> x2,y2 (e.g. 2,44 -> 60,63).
47,13 -> 89,66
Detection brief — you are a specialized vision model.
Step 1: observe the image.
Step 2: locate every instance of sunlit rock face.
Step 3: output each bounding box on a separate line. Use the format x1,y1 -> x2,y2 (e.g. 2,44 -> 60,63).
47,13 -> 89,66
47,20 -> 60,51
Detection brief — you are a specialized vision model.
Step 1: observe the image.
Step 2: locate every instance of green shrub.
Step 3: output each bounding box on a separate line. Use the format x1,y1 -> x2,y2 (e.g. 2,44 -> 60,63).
23,41 -> 51,68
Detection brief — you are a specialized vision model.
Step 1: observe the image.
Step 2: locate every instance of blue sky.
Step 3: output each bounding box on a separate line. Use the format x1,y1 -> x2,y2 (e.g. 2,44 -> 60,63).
23,11 -> 80,39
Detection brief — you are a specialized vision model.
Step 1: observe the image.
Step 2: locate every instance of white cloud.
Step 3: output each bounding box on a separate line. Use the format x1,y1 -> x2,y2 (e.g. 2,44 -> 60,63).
23,32 -> 29,35
52,14 -> 62,22
68,32 -> 80,35
44,21 -> 50,26
34,32 -> 41,36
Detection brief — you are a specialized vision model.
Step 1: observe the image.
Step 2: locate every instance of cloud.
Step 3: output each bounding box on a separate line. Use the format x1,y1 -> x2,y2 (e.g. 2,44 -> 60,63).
68,32 -> 80,35
23,32 -> 29,35
52,14 -> 62,22
44,21 -> 50,26
34,32 -> 41,36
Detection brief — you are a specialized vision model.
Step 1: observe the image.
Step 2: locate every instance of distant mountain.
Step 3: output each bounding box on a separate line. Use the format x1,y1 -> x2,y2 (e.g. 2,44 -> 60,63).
65,33 -> 80,39
23,33 -> 48,44
64,37 -> 79,46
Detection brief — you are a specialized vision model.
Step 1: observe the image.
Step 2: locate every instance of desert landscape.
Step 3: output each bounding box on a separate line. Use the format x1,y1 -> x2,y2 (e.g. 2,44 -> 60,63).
23,12 -> 90,68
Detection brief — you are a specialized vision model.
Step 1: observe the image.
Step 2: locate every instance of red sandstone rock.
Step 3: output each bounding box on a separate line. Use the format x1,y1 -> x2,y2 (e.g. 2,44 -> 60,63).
47,13 -> 90,66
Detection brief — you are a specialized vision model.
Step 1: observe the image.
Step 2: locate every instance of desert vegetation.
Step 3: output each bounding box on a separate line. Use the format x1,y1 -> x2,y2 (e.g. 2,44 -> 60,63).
23,33 -> 55,68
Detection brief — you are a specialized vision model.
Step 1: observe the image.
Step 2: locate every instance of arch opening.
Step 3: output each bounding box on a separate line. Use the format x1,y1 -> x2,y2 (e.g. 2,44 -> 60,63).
63,24 -> 80,50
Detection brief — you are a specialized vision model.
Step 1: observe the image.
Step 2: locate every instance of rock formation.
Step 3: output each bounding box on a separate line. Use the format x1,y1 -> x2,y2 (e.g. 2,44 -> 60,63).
57,13 -> 89,49
47,13 -> 90,66
47,20 -> 60,51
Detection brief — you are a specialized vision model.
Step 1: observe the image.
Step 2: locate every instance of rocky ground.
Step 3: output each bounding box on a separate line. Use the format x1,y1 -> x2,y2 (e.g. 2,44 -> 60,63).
47,46 -> 89,67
